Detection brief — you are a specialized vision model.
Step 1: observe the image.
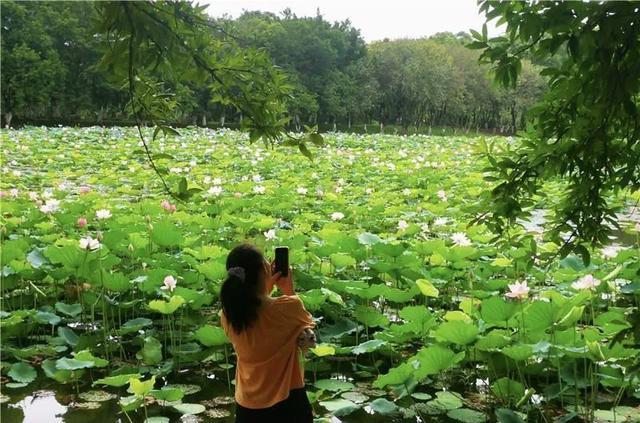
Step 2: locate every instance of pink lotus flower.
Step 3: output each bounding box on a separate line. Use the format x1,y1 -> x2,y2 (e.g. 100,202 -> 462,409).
0,191 -> 6,198
506,281 -> 530,300
161,275 -> 177,292
571,274 -> 601,291
161,200 -> 176,213
79,186 -> 91,194
77,217 -> 88,228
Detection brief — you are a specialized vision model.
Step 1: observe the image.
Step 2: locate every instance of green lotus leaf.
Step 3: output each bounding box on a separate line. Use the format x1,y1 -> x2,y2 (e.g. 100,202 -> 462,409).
194,325 -> 229,346
172,403 -> 206,415
319,398 -> 360,416
315,379 -> 355,392
8,362 -> 37,383
54,302 -> 82,317
148,295 -> 185,314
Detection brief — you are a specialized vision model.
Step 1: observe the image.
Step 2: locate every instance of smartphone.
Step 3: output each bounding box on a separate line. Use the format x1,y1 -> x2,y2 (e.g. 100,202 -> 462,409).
274,246 -> 289,277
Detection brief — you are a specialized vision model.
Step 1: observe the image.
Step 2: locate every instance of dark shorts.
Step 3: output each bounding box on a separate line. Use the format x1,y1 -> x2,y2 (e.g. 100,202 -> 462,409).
234,387 -> 314,423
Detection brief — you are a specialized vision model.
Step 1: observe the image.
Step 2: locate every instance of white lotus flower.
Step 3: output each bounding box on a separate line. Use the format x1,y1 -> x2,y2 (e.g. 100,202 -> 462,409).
335,186 -> 343,194
264,229 -> 277,240
296,187 -> 308,195
9,188 -> 19,198
365,188 -> 374,194
253,185 -> 266,194
402,188 -> 411,196
421,223 -> 430,233
95,209 -> 112,219
208,186 -> 223,196
398,220 -> 409,231
213,177 -> 222,185
437,190 -> 447,201
571,274 -> 601,291
434,217 -> 448,226
505,281 -> 529,299
28,192 -> 39,201
79,236 -> 101,251
451,232 -> 471,246
331,212 -> 344,221
203,176 -> 212,184
39,199 -> 60,214
252,174 -> 263,182
601,245 -> 621,259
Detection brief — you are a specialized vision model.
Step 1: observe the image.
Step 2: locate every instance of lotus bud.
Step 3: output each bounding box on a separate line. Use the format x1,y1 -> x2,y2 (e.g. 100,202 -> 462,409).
96,231 -> 103,241
128,243 -> 134,252
148,223 -> 154,231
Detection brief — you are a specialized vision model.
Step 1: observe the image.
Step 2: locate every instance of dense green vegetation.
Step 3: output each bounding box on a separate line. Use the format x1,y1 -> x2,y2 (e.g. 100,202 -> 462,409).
2,1 -> 639,422
1,1 -> 545,133
472,1 -> 640,257
1,127 -> 639,422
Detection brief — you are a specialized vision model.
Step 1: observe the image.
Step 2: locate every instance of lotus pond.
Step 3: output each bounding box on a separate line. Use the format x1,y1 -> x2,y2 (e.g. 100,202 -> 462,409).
1,126 -> 639,423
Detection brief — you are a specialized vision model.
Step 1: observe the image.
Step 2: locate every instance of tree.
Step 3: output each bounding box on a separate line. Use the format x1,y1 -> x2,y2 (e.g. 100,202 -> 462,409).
1,1 -> 66,125
368,39 -> 461,133
470,1 -> 640,260
228,9 -> 367,126
94,1 -> 323,197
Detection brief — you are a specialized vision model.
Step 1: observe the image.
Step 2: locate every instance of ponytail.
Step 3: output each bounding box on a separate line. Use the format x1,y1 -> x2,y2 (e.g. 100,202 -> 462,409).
220,244 -> 265,333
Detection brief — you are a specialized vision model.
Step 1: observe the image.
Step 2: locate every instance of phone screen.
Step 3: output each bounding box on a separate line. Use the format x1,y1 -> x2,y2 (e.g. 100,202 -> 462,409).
274,246 -> 289,276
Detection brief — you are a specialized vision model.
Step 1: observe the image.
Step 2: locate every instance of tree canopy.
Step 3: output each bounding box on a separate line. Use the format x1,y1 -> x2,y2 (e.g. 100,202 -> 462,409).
1,1 -> 545,135
471,0 -> 640,260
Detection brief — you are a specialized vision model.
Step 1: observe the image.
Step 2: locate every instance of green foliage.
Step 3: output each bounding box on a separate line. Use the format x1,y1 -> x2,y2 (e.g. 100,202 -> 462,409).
1,128 -> 638,420
474,1 -> 640,253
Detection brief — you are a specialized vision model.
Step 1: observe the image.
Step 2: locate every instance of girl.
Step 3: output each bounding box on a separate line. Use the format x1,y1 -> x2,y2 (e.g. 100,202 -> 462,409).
220,244 -> 317,423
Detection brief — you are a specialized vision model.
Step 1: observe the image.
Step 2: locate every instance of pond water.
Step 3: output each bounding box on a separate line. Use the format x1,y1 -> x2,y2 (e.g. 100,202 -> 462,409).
1,370 -> 453,423
518,205 -> 639,248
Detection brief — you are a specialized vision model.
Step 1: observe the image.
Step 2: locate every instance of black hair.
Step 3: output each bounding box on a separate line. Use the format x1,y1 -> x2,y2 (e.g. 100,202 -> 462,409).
220,243 -> 265,333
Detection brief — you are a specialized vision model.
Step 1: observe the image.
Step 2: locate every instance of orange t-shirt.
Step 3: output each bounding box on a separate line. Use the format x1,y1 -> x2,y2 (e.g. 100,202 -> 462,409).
220,295 -> 315,409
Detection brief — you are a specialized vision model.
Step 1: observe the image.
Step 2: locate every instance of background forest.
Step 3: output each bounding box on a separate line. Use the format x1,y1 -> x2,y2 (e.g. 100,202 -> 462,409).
1,1 -> 547,134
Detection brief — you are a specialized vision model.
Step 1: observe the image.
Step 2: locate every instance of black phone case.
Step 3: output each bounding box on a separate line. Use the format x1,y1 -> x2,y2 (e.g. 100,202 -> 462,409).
275,247 -> 289,276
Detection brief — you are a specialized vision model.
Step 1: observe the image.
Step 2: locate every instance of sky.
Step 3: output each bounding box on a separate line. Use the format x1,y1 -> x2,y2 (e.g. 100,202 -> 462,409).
202,0 -> 501,42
